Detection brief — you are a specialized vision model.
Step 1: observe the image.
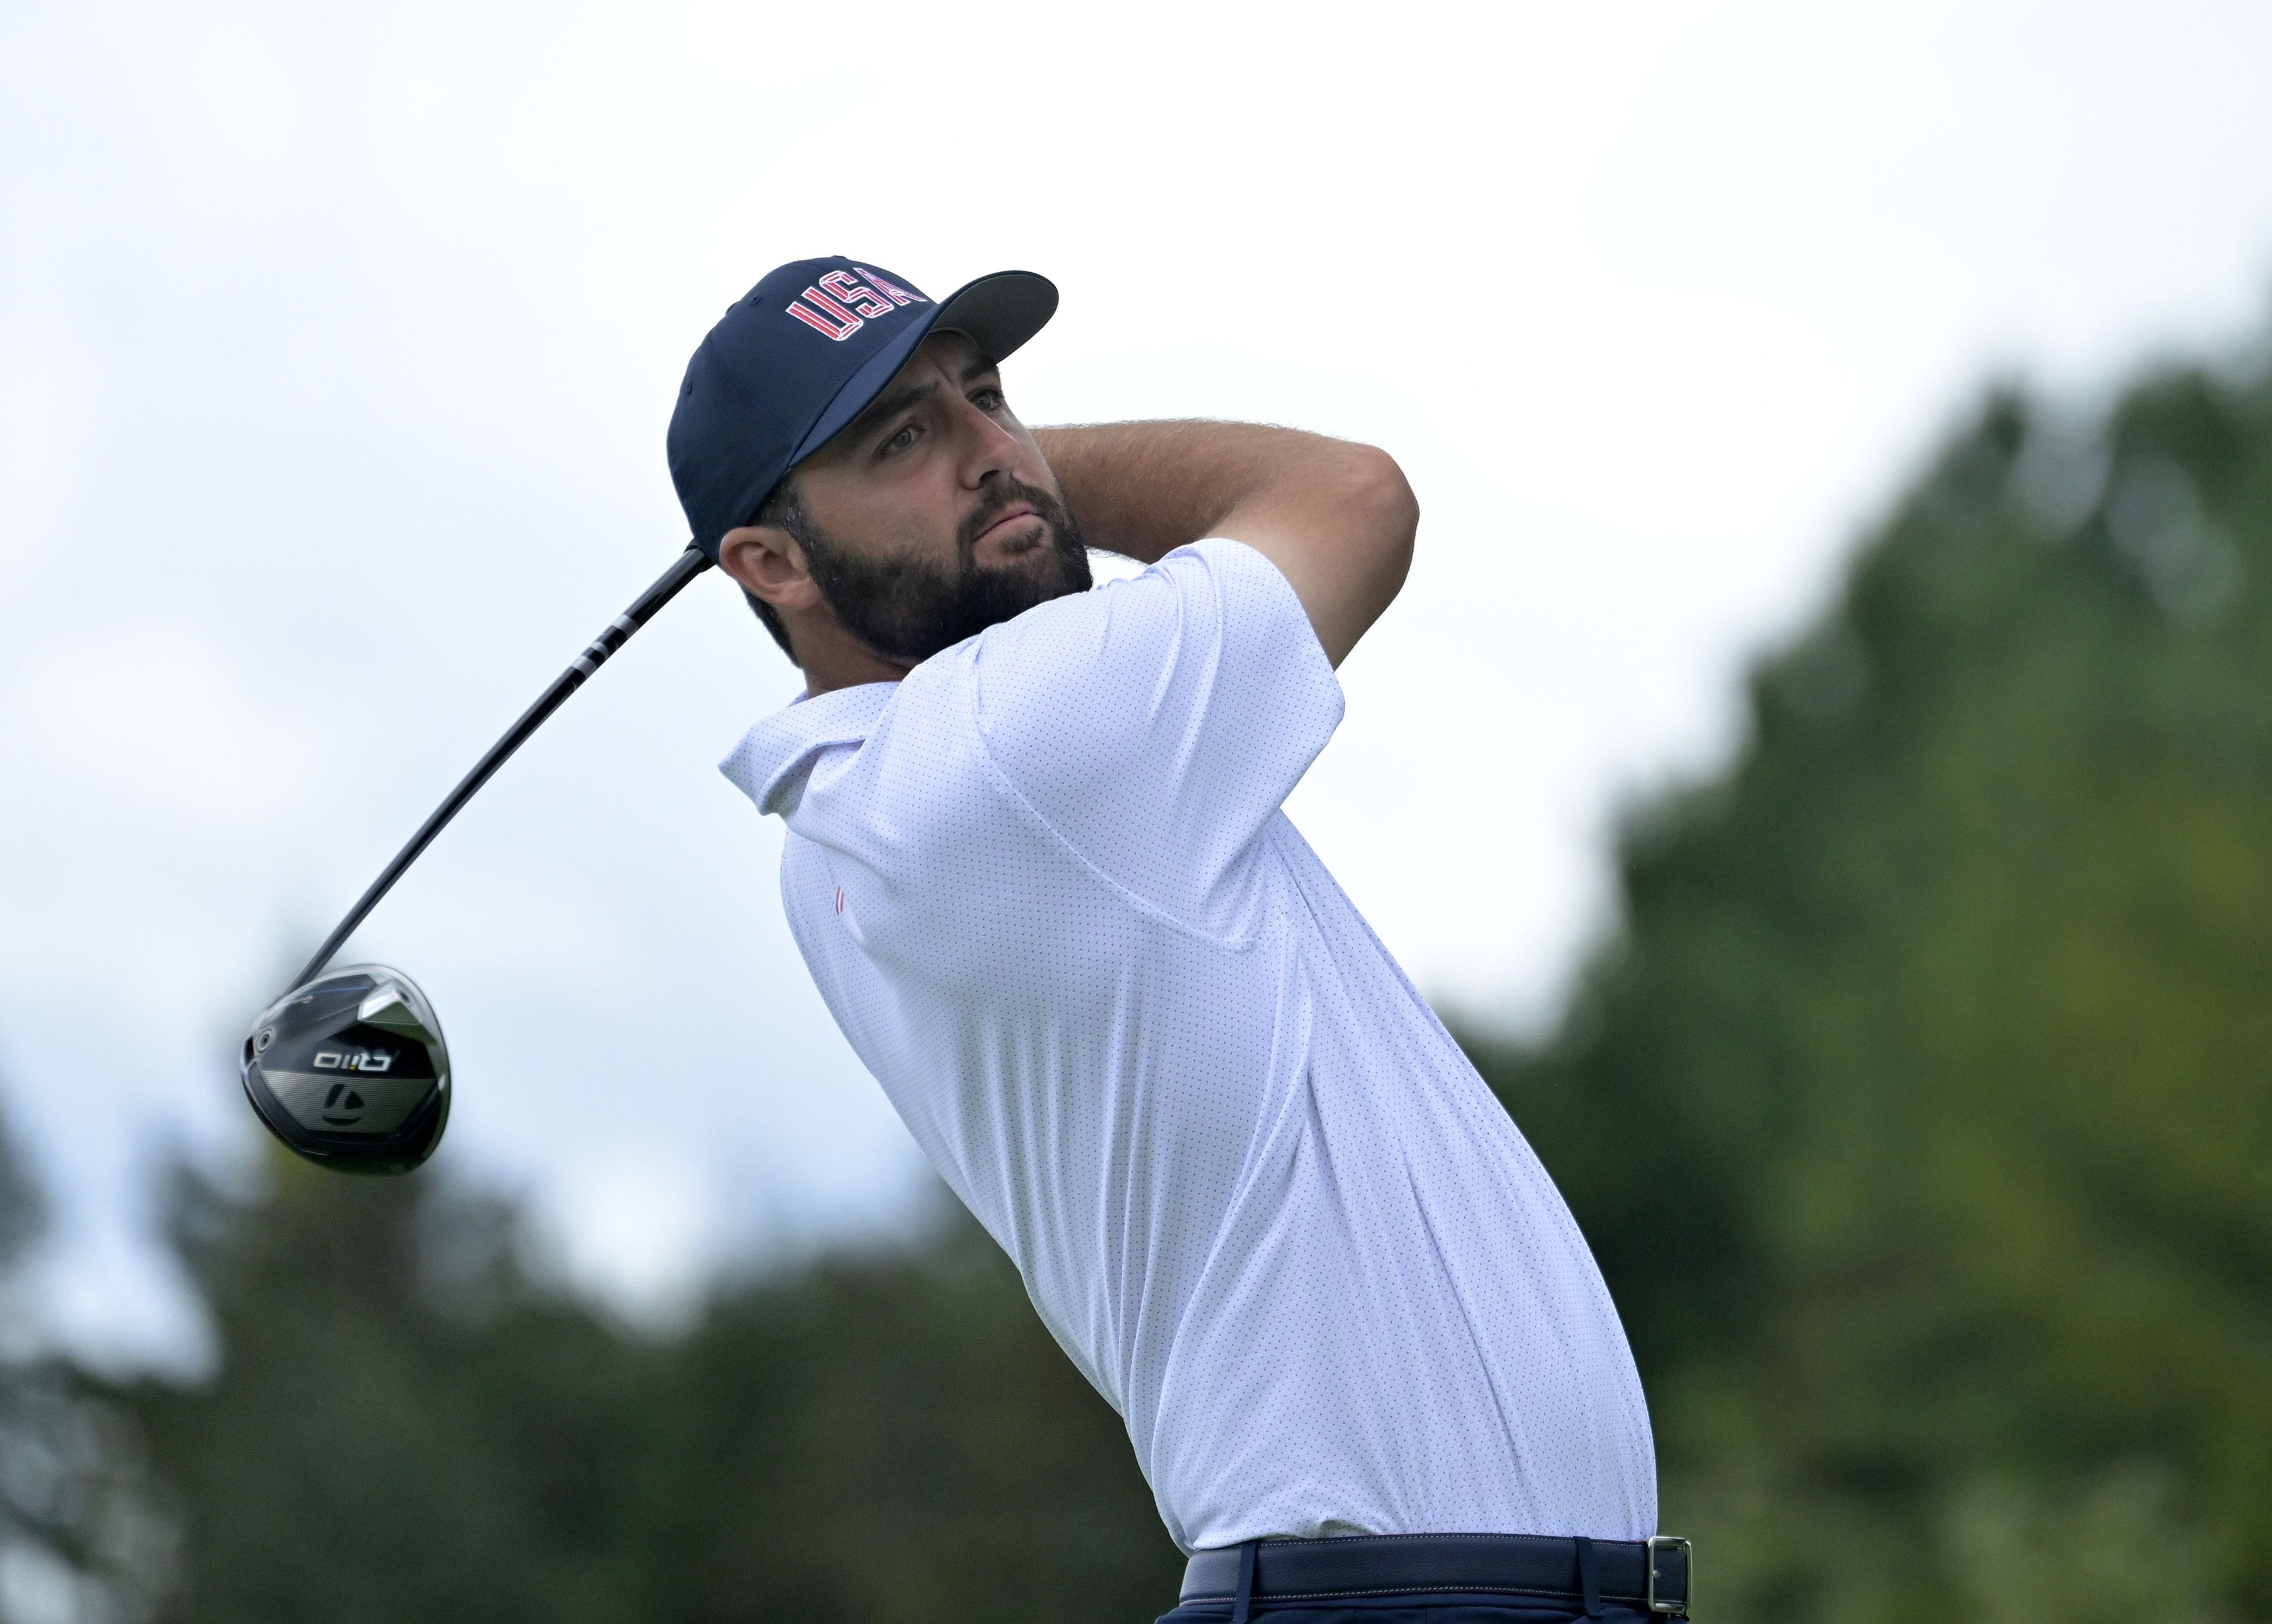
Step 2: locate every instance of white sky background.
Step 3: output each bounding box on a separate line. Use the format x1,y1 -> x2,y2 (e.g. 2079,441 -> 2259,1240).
3,0 -> 2270,1365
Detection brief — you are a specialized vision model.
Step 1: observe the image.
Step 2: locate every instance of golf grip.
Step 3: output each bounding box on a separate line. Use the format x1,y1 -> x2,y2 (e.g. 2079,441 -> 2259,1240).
288,544 -> 714,992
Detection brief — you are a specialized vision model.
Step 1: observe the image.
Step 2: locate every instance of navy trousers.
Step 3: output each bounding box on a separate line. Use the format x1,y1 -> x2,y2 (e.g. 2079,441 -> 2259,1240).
1158,1601 -> 1660,1623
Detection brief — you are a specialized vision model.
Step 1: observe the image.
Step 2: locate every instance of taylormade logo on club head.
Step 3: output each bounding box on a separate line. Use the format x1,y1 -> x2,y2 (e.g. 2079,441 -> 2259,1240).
783,267 -> 928,341
320,1082 -> 368,1127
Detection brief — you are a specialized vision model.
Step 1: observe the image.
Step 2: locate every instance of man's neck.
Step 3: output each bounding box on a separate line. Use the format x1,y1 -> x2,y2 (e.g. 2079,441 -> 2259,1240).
793,617 -> 914,695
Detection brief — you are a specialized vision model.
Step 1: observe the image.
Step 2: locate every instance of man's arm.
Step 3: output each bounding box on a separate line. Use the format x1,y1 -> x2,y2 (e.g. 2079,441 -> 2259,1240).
1032,421 -> 1418,668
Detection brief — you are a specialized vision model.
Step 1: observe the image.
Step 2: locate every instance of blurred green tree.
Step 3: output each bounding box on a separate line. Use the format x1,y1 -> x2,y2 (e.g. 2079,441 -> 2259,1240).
117,1158 -> 1178,1623
1465,352 -> 2272,1623
0,1094 -> 174,1623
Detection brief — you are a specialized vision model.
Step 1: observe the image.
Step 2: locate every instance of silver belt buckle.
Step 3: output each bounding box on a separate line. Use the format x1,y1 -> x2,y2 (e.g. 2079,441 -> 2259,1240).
1645,1535 -> 1692,1615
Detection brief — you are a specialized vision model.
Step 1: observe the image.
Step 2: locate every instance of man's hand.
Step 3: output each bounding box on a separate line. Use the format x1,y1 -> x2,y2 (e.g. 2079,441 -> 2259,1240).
1032,422 -> 1418,667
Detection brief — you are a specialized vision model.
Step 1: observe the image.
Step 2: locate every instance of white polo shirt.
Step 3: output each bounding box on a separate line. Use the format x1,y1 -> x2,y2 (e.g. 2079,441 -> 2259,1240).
721,538 -> 1655,1553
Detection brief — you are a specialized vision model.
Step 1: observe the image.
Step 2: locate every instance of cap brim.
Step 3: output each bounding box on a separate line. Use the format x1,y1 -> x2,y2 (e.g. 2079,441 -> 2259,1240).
787,270 -> 1058,468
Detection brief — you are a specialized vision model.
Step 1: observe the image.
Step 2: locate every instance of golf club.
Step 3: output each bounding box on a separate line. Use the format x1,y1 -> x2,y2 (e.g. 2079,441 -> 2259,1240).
240,544 -> 713,1174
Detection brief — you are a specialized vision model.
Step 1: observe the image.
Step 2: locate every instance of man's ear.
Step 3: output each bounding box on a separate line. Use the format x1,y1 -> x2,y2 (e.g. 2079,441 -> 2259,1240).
718,523 -> 823,616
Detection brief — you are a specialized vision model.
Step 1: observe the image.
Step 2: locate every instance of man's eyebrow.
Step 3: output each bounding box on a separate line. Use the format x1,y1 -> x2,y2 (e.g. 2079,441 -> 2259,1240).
848,378 -> 936,442
961,354 -> 1000,382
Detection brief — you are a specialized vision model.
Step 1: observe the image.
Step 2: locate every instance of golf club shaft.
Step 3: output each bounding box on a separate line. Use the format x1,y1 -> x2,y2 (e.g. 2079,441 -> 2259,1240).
289,545 -> 714,992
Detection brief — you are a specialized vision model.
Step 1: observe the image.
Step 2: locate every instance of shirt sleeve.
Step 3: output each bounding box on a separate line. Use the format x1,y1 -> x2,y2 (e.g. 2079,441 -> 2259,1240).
969,537 -> 1344,933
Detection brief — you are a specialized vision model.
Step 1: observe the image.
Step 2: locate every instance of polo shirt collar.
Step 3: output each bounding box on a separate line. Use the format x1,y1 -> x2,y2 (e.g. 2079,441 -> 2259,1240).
720,681 -> 896,815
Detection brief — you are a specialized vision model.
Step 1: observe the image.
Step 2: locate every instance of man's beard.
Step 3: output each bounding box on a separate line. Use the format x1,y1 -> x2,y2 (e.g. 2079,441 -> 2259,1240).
774,477 -> 1092,666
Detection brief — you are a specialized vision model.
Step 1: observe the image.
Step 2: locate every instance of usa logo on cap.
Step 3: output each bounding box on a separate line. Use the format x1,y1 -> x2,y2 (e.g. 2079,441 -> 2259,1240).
783,267 -> 930,342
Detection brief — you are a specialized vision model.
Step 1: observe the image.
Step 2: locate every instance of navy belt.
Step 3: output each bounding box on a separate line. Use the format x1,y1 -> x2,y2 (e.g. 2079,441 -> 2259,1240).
1180,1532 -> 1691,1618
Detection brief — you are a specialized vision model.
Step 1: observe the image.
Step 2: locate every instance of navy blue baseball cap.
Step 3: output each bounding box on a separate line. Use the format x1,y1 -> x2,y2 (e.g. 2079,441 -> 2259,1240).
668,257 -> 1058,562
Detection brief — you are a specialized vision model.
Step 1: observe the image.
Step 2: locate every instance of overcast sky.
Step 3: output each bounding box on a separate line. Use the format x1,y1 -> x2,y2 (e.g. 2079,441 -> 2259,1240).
4,0 -> 2270,1366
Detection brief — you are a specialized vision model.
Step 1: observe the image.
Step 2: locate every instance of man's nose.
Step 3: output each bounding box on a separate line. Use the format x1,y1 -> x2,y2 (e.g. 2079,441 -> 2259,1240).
952,398 -> 1024,485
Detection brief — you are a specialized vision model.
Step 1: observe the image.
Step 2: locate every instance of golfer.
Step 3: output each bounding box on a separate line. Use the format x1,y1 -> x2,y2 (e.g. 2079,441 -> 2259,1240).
672,259 -> 1685,1623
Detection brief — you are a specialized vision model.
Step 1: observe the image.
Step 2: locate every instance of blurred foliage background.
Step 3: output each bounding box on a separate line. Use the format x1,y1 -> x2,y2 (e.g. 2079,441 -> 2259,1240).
6,331 -> 2271,1623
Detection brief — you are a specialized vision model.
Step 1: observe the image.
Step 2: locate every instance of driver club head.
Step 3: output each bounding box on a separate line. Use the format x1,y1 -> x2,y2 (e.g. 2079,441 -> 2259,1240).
240,964 -> 451,1176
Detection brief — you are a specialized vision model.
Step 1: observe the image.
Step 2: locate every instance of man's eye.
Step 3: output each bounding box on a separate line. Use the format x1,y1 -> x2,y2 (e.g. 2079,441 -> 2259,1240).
973,388 -> 1007,412
880,424 -> 919,454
